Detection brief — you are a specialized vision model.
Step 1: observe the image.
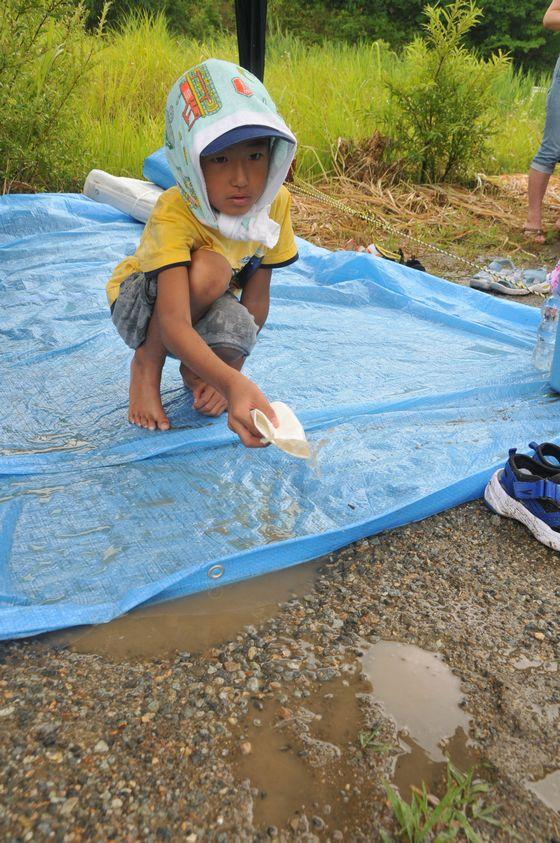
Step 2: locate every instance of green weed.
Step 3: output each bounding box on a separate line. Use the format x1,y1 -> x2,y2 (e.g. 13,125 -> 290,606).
380,763 -> 515,843
358,728 -> 395,753
385,1 -> 511,183
1,0 -> 108,191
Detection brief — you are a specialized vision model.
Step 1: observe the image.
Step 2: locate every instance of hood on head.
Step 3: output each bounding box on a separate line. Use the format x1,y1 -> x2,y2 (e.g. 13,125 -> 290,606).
164,58 -> 296,240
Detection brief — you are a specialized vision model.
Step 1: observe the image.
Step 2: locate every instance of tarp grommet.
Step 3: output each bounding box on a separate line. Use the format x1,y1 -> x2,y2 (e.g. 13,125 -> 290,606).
208,564 -> 225,580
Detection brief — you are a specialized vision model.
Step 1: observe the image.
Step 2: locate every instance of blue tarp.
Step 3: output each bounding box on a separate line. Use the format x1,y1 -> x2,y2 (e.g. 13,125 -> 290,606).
0,192 -> 557,640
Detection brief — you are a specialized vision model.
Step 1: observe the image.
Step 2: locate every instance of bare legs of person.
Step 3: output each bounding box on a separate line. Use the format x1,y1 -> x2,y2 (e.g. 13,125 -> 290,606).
129,250 -> 232,431
129,305 -> 170,431
525,167 -> 551,244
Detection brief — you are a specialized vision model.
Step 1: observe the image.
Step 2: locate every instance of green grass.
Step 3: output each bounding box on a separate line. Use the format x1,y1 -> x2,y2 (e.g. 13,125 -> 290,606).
73,14 -> 548,186
3,8 -> 549,191
380,764 -> 517,843
358,727 -> 395,753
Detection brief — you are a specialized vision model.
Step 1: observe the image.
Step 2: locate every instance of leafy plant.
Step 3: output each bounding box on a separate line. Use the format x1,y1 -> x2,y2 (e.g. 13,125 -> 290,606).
0,0 -> 107,191
358,727 -> 394,753
380,763 -> 514,842
384,0 -> 510,183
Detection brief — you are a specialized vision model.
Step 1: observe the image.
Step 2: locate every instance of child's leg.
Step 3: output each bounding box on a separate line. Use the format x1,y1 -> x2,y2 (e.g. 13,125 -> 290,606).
186,249 -> 233,322
129,303 -> 170,431
179,251 -> 252,416
130,250 -> 233,428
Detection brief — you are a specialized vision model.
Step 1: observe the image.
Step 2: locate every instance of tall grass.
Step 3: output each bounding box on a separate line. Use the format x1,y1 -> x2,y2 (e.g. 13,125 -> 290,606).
46,14 -> 555,185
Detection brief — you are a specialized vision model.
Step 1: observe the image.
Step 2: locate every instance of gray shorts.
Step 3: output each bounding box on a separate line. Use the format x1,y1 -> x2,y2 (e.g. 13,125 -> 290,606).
110,272 -> 258,357
532,55 -> 560,175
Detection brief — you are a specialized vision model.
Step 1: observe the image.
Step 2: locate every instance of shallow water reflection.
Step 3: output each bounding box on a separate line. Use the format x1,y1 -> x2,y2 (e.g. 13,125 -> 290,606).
44,558 -> 323,660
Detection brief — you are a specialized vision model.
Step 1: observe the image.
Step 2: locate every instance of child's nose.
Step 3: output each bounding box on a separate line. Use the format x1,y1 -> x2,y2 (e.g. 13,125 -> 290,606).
231,161 -> 249,187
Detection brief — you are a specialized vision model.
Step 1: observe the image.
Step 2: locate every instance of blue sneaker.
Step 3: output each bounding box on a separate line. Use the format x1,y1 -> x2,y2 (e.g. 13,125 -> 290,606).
528,440 -> 560,470
484,449 -> 560,550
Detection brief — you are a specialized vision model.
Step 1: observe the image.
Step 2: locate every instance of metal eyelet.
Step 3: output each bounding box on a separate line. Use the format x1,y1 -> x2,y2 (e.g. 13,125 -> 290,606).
208,564 -> 225,580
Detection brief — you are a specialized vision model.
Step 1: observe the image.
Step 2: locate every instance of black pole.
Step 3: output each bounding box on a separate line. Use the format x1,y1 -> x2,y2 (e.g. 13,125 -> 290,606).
235,0 -> 268,82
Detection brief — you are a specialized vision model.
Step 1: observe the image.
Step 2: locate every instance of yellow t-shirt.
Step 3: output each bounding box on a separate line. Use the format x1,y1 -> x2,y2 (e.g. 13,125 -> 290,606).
106,184 -> 298,306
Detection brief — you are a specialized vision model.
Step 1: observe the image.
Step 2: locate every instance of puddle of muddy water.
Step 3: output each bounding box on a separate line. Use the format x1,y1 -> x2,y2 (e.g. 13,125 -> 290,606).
360,640 -> 477,796
237,679 -> 367,834
236,639 -> 479,834
44,559 -> 323,660
526,769 -> 560,814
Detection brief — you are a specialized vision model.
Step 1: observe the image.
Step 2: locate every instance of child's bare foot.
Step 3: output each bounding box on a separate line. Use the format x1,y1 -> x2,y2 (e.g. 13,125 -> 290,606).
180,363 -> 227,417
129,351 -> 170,431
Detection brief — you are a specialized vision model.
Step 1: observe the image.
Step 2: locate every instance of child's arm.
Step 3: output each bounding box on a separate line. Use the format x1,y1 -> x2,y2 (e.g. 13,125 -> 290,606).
544,0 -> 560,29
157,266 -> 277,447
240,267 -> 272,330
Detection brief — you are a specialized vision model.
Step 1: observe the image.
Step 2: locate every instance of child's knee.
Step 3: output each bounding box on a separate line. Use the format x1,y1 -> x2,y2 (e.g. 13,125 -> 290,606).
196,294 -> 258,359
189,249 -> 232,301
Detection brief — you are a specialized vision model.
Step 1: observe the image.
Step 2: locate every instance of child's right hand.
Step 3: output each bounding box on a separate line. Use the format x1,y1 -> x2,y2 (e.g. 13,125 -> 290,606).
225,374 -> 278,448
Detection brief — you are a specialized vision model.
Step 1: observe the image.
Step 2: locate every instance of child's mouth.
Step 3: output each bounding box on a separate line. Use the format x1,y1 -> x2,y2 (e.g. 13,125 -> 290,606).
228,195 -> 251,206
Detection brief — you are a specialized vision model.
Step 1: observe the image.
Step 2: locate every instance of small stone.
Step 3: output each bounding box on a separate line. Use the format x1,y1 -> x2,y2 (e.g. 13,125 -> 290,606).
247,647 -> 258,660
240,741 -> 252,755
247,677 -> 260,692
60,796 -> 78,817
93,740 -> 109,754
534,632 -> 545,641
0,706 -> 15,718
267,827 -> 278,838
111,797 -> 123,809
312,816 -> 325,830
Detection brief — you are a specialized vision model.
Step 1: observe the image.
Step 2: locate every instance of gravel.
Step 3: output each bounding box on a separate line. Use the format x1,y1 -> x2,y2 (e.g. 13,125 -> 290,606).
0,498 -> 559,841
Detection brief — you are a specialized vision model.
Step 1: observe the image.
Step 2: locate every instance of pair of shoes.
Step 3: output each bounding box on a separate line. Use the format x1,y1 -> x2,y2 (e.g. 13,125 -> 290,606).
469,259 -> 548,296
484,442 -> 560,550
523,226 -> 546,245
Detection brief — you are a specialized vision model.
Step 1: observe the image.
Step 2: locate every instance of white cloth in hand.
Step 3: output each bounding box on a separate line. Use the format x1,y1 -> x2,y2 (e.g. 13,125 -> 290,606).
251,401 -> 310,459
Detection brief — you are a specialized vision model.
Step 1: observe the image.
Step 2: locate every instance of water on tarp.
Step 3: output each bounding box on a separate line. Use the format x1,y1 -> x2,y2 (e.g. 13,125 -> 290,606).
44,558 -> 324,660
236,639 -> 479,833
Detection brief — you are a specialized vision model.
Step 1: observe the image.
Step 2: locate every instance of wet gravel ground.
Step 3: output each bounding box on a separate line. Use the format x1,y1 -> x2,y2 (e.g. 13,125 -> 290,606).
1,499 -> 559,841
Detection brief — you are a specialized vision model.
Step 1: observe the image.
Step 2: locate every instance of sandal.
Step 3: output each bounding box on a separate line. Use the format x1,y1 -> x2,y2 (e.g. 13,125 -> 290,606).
484,449 -> 560,550
529,441 -> 560,470
523,226 -> 546,244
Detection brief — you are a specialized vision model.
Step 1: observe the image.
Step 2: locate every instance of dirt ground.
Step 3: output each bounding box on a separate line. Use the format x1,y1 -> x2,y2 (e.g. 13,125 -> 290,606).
0,178 -> 559,841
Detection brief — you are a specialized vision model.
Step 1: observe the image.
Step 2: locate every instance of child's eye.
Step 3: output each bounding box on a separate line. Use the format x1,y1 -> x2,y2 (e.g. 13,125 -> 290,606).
211,155 -> 228,164
249,152 -> 264,161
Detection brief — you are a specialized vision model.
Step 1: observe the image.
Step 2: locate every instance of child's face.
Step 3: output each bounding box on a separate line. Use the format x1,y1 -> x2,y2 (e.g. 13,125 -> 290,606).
201,139 -> 270,216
